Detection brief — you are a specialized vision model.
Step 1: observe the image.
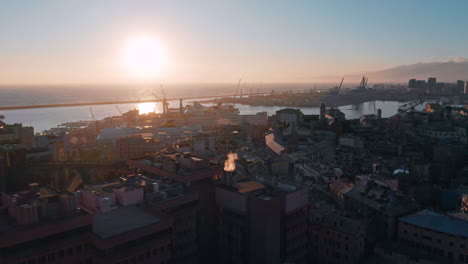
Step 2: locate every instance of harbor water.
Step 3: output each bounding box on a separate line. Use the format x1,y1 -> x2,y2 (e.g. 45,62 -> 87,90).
1,100 -> 408,133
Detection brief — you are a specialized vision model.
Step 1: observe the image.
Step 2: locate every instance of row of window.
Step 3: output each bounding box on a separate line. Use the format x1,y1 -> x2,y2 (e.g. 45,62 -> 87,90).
18,245 -> 85,264
401,238 -> 468,262
115,246 -> 168,264
402,229 -> 466,249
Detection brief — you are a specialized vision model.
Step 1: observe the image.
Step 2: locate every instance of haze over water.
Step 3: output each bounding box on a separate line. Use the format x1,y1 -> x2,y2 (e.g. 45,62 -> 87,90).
0,84 -> 406,132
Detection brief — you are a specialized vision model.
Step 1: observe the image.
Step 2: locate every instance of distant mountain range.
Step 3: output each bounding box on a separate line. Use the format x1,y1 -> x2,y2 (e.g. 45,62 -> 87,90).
318,60 -> 468,83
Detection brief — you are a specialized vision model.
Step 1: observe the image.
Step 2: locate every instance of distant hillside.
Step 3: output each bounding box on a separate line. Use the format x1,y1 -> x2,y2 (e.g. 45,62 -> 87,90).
319,61 -> 468,83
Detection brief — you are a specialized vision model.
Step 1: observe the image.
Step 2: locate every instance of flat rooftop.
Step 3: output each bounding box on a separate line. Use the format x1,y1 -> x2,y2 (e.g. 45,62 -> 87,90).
237,181 -> 265,193
400,209 -> 468,238
93,206 -> 161,239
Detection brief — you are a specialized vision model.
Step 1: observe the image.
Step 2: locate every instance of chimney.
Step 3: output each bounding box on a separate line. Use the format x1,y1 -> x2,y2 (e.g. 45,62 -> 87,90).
179,99 -> 183,114
222,153 -> 239,188
225,171 -> 232,186
231,172 -> 238,188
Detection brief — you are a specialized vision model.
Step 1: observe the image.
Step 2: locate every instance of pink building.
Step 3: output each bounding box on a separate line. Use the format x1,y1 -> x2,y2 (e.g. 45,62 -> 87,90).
80,179 -> 145,213
112,185 -> 144,206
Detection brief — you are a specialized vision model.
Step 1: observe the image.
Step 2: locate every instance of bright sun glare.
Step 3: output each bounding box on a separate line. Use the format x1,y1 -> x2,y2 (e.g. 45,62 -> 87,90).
122,35 -> 166,79
138,102 -> 156,115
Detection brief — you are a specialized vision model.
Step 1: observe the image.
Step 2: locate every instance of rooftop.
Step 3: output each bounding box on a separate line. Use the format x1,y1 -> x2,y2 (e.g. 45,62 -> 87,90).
345,176 -> 418,216
265,133 -> 285,155
399,209 -> 468,238
93,206 -> 161,239
237,181 -> 266,193
309,208 -> 364,237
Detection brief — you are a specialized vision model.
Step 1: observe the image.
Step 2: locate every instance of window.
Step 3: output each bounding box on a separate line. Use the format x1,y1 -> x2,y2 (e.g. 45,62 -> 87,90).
461,244 -> 466,249
38,256 -> 46,264
47,253 -> 55,263
76,245 -> 83,254
450,241 -> 454,247
422,235 -> 432,241
67,248 -> 74,256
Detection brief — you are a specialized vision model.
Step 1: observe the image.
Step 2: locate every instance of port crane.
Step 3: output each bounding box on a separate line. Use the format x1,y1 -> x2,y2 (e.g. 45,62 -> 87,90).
89,108 -> 100,132
357,76 -> 368,90
232,79 -> 242,108
338,77 -> 344,92
332,78 -> 344,94
152,85 -> 169,114
397,100 -> 424,113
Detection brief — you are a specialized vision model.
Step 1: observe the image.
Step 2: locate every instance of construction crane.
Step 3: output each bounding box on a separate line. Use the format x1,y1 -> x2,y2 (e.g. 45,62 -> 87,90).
89,108 -> 100,132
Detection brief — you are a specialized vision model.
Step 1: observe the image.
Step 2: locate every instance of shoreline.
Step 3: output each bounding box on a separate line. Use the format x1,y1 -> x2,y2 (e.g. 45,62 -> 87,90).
193,92 -> 443,108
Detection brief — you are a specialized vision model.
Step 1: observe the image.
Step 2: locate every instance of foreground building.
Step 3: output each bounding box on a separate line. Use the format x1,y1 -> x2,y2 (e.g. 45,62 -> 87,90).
0,174 -> 202,264
0,184 -> 93,264
215,170 -> 309,264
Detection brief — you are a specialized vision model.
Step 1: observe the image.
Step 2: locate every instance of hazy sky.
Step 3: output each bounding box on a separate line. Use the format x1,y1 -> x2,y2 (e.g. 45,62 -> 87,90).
1,0 -> 468,85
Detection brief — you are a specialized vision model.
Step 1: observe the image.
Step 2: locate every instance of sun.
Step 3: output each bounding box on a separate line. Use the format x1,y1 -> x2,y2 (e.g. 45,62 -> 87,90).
122,35 -> 166,79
